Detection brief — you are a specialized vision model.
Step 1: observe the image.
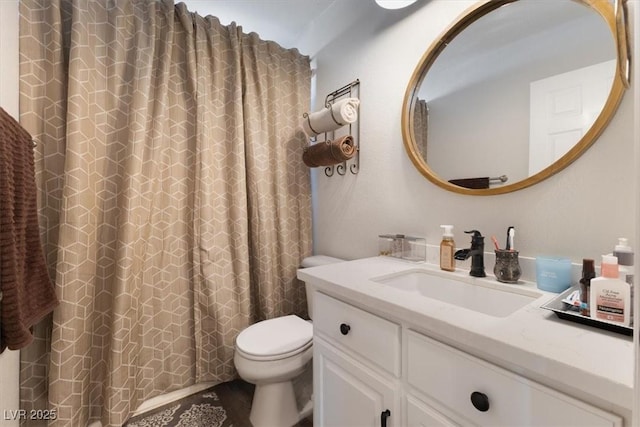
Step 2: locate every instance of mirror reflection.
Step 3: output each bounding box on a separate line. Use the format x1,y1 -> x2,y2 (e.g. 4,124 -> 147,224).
405,0 -> 626,194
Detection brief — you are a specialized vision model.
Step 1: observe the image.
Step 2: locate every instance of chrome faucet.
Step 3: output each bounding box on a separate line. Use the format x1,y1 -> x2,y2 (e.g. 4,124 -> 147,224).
454,230 -> 486,277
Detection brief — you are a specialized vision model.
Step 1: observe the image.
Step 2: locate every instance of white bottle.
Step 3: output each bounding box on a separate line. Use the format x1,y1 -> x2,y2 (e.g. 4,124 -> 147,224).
613,238 -> 634,322
590,255 -> 631,326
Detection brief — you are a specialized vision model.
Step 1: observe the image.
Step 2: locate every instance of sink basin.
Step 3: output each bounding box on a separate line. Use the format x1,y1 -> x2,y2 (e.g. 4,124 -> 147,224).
372,269 -> 542,317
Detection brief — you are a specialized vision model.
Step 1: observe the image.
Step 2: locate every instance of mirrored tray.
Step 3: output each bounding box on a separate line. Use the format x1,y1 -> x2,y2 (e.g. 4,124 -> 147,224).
541,286 -> 633,337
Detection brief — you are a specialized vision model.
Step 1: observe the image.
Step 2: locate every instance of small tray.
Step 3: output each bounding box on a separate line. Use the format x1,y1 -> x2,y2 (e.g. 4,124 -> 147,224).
541,286 -> 633,337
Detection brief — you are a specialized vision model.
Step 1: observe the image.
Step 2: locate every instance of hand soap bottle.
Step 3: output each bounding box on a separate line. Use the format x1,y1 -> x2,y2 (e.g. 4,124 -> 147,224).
440,225 -> 455,272
590,255 -> 631,325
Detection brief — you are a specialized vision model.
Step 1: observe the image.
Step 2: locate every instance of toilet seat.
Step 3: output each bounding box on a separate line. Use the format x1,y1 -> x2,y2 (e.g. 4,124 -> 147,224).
236,315 -> 312,361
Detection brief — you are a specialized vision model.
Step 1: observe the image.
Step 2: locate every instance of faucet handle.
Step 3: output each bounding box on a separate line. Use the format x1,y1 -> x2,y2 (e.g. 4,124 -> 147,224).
465,230 -> 484,250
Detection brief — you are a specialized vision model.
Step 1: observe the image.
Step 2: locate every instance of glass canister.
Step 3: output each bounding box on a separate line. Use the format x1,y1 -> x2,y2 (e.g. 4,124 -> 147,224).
494,250 -> 522,283
378,234 -> 394,256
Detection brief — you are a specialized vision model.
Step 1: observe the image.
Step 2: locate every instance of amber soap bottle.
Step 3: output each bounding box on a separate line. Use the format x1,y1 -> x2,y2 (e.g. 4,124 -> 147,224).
440,225 -> 455,271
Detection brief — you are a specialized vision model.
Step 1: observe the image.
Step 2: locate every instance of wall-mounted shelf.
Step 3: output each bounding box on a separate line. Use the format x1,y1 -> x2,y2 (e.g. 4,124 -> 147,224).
303,79 -> 360,177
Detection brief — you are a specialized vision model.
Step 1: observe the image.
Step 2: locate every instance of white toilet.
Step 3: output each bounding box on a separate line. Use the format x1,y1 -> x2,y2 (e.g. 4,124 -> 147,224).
234,255 -> 343,427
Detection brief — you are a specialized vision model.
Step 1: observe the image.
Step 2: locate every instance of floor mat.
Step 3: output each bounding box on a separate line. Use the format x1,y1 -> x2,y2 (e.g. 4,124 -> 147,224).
123,380 -> 312,427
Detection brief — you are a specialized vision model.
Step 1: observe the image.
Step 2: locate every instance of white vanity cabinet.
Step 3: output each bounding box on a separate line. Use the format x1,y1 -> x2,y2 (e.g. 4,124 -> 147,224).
313,291 -> 623,427
313,292 -> 401,426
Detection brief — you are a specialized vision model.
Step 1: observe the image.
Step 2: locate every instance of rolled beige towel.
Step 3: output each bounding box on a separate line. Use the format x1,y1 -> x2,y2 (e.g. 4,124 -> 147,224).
303,135 -> 356,168
302,98 -> 360,136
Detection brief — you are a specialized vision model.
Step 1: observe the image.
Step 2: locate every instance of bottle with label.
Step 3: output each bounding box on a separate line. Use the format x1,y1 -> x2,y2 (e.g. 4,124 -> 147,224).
613,238 -> 634,322
440,225 -> 455,272
579,259 -> 595,317
590,255 -> 631,326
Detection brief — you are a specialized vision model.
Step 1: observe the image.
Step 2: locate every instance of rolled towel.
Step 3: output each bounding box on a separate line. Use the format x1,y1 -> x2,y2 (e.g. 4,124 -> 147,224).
303,135 -> 356,168
302,98 -> 360,136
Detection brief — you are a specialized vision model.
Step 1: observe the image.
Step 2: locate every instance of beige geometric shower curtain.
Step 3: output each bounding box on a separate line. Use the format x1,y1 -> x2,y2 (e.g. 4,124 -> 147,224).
413,98 -> 429,161
18,1 -> 311,425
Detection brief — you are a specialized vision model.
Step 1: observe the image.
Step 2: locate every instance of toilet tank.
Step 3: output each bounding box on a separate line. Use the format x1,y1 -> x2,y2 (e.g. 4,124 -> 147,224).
300,255 -> 344,319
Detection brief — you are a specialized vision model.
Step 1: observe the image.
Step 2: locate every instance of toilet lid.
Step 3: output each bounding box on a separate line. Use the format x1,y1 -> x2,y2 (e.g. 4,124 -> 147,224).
236,315 -> 312,358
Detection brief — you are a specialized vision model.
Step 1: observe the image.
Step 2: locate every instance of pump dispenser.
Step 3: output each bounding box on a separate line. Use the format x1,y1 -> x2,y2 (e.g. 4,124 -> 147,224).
440,225 -> 455,272
614,238 -> 633,262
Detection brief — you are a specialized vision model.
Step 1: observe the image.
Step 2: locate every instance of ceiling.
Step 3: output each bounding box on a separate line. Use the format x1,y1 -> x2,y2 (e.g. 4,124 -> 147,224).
179,0 -> 337,49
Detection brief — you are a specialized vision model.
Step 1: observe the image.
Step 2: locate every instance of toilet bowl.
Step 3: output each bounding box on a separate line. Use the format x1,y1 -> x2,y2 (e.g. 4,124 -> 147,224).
233,255 -> 343,427
234,315 -> 313,427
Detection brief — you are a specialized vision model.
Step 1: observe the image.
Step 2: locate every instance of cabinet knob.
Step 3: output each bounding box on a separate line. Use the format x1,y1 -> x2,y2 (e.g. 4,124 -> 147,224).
470,391 -> 490,412
381,409 -> 391,427
339,323 -> 351,335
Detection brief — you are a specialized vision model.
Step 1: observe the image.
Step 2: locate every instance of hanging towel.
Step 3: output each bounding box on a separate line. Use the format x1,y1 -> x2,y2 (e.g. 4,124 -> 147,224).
302,98 -> 360,136
302,135 -> 356,167
0,107 -> 58,352
448,177 -> 490,189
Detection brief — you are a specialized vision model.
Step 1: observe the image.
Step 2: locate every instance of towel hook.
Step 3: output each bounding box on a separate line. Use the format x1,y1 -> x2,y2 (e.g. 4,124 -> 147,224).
349,147 -> 360,174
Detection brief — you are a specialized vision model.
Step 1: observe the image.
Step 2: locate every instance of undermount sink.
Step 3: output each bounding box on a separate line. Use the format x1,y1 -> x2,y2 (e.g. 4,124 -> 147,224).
372,269 -> 543,317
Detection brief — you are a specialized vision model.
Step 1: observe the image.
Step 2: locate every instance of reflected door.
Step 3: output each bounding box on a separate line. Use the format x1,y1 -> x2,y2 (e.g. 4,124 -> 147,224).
529,59 -> 615,175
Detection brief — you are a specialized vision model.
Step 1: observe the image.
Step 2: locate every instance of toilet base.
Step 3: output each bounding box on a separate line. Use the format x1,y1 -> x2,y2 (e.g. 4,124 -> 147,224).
249,380 -> 300,427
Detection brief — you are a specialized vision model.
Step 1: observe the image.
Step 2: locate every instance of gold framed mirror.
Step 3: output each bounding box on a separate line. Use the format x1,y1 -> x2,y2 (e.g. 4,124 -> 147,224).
402,0 -> 630,195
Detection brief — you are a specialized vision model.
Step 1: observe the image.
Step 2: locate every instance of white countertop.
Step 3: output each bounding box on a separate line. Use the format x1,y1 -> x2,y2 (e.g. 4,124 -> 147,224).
298,256 -> 634,413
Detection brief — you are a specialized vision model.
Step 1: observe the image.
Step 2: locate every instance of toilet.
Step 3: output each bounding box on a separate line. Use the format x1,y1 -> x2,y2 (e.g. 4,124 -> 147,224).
234,255 -> 343,427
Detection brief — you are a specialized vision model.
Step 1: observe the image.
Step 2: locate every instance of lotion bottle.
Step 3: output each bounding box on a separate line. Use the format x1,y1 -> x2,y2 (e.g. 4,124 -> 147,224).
613,238 -> 634,323
440,225 -> 455,272
590,255 -> 631,326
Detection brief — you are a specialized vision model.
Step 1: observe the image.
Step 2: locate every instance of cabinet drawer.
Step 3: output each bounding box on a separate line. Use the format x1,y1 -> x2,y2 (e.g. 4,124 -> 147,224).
407,330 -> 622,427
314,292 -> 401,376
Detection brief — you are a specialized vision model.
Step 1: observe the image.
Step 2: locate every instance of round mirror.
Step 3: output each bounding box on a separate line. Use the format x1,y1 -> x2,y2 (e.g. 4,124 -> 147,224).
402,0 -> 629,195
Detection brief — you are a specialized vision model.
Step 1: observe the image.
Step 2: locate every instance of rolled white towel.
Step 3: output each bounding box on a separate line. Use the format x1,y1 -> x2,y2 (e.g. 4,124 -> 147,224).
302,97 -> 360,136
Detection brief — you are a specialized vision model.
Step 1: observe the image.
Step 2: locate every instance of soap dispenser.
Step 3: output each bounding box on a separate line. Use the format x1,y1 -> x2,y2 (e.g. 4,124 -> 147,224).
614,238 -> 634,285
440,225 -> 455,272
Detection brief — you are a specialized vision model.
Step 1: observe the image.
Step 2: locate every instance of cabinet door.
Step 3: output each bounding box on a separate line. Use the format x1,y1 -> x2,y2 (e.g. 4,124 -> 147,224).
407,395 -> 459,427
314,337 -> 398,427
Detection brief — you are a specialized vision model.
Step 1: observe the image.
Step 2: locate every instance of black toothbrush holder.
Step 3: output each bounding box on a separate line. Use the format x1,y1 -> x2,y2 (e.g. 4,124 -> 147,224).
494,249 -> 521,284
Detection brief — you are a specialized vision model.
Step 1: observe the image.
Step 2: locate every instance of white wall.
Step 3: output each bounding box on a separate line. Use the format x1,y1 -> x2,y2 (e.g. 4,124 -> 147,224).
0,1 -> 21,425
306,0 -> 636,267
427,73 -> 530,183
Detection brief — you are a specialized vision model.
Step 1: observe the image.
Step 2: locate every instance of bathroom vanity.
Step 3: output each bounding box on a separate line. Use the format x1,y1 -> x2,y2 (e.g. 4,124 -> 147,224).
298,257 -> 633,426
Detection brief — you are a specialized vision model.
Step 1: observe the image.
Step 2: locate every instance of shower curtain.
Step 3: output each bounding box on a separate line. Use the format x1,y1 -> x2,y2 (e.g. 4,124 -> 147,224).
413,99 -> 429,161
18,1 -> 312,425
